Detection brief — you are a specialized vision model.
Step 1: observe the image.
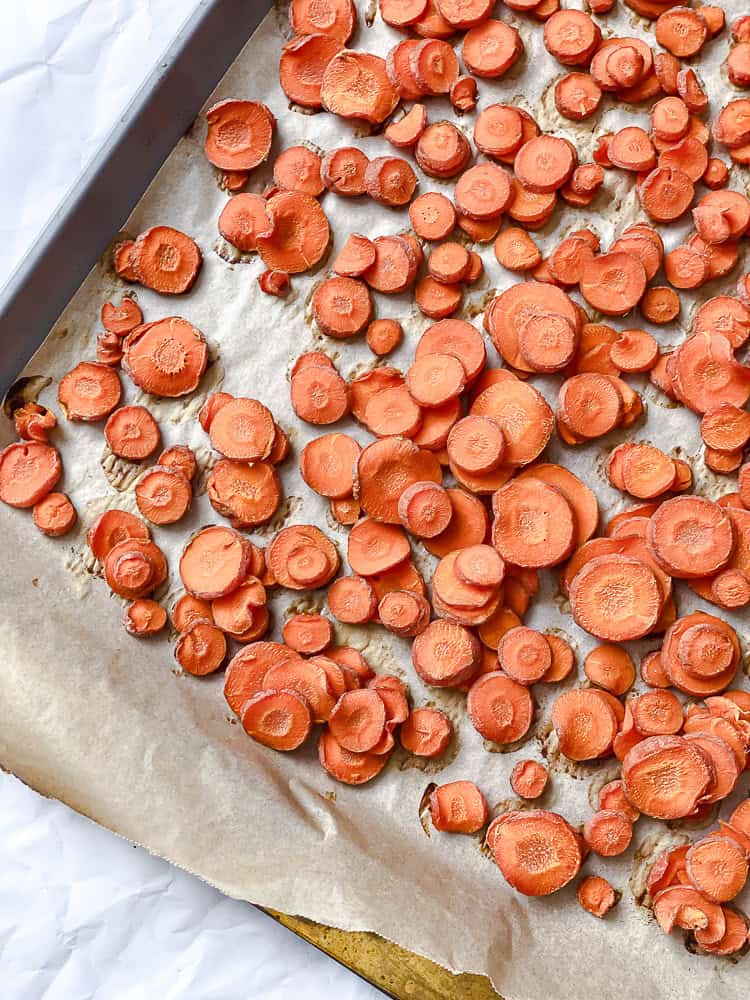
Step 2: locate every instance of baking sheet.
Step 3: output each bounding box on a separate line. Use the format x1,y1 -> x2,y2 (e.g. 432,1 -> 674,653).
0,3 -> 748,999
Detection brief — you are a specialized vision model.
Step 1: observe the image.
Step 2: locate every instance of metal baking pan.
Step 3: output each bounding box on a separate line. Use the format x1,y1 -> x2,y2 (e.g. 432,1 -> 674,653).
0,3 -> 502,995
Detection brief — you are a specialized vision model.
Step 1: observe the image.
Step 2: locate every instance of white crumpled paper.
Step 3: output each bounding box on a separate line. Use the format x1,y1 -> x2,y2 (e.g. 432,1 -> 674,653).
1,2 -> 749,999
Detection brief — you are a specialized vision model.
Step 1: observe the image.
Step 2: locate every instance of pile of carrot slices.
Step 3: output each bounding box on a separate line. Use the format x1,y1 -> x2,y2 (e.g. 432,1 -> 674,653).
5,0 -> 750,960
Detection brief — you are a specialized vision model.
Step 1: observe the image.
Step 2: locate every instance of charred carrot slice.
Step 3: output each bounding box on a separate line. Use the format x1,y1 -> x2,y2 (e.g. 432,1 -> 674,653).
0,443 -> 62,509
122,317 -> 207,398
430,780 -> 488,834
488,809 -> 582,896
32,492 -> 76,537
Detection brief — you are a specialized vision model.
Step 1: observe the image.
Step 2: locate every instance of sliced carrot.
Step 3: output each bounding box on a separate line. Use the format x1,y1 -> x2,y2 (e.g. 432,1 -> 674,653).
584,644 -> 635,695
332,234 -> 376,278
437,0 -> 493,28
551,688 -> 617,761
364,156 -> 417,207
32,492 -> 76,537
384,104 -> 427,150
122,317 -> 207,398
377,589 -> 429,637
544,9 -> 601,65
123,598 -> 167,637
327,575 -> 378,624
257,190 -> 330,274
471,375 -> 554,467
208,459 -> 280,528
218,193 -> 273,252
515,135 -> 576,194
279,34 -> 343,108
686,837 -> 748,903
240,688 -> 312,751
327,689 -> 387,753
357,436 -> 441,523
473,103 -> 524,159
134,464 -> 191,526
570,554 -> 662,641
131,226 -> 202,295
204,99 -> 274,170
409,191 -> 456,242
299,432 -> 360,500
578,875 -> 618,918
430,781 -> 487,834
179,525 -> 251,600
647,495 -> 734,579
103,536 -> 166,600
58,362 -> 121,421
509,759 -> 548,800
639,166 -> 695,222
450,74 -> 477,113
417,318 -> 486,382
104,405 -> 160,461
363,317 -> 401,357
492,478 -> 575,569
113,240 -> 138,282
380,0 -> 428,28
400,706 -> 452,757
290,0 -> 354,41
175,620 -> 227,676
622,734 -> 714,819
498,627 -> 552,686
87,509 -> 150,563
321,146 -> 369,196
461,20 -> 522,77
653,884 -> 726,942
583,809 -> 633,857
488,809 -> 582,896
392,479 -> 451,538
467,670 -> 533,742
172,593 -> 213,632
640,650 -> 671,689
101,297 -> 142,336
0,442 -> 62,509
696,907 -> 749,956
158,445 -> 196,482
318,728 -> 388,784
656,6 -> 708,57
364,234 -> 419,294
291,364 -> 349,425
415,121 -> 471,178
412,619 -> 480,687
12,402 -> 56,443
321,50 -> 399,124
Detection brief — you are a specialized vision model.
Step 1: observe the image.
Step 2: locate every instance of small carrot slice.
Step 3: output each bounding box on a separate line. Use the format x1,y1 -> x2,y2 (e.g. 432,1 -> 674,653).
348,518 -> 411,577
415,121 -> 471,178
656,6 -> 708,57
499,627 -> 552,685
327,575 -> 378,624
101,297 -> 142,336
290,0 -> 355,42
578,876 -> 618,918
647,495 -> 734,579
544,9 -> 601,65
104,538 -> 167,599
87,509 -> 150,563
364,156 -> 417,207
291,364 -> 350,425
104,405 -> 160,460
180,525 -> 251,599
32,492 -> 76,537
552,688 -> 617,760
397,480 -> 452,538
424,487 -> 488,558
450,75 -> 477,113
240,688 -> 312,751
510,759 -> 548,799
204,99 -> 274,170
416,318 -> 486,381
366,318 -> 402,357
318,729 -> 388,784
430,780 -> 488,833
409,191 -> 456,241
172,593 -> 213,632
400,707 -> 452,757
132,226 -> 202,295
123,598 -> 167,637
412,619 -> 480,687
462,20 -> 523,78
328,689 -> 387,752
218,193 -> 273,251
514,135 -> 575,194
570,554 -> 662,641
488,809 -> 582,896
0,442 -> 62,509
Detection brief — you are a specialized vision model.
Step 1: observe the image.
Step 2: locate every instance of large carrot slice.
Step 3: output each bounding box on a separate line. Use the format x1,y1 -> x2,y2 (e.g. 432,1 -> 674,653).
0,442 -> 62,509
280,34 -> 344,109
257,191 -> 330,274
58,362 -> 121,421
132,227 -> 202,295
570,554 -> 662,640
224,641 -> 303,716
488,809 -> 582,896
122,318 -> 207,397
204,99 -> 274,170
430,781 -> 488,833
492,478 -> 575,568
321,50 -> 400,124
241,688 -> 312,751
318,729 -> 389,784
357,436 -> 441,523
180,526 -> 252,599
622,735 -> 714,819
467,671 -> 533,742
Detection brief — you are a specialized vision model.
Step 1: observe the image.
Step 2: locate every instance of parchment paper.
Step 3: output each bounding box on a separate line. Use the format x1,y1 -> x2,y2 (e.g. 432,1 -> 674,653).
1,3 -> 748,998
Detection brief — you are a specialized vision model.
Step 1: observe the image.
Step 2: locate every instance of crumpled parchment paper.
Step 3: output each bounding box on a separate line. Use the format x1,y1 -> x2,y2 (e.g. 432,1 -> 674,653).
1,3 -> 748,998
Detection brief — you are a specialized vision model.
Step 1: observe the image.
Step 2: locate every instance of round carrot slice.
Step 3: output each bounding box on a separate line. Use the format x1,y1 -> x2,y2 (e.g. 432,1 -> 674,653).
423,487 -> 488,558
364,235 -> 419,294
328,689 -> 387,753
321,146 -> 369,195
104,405 -> 160,461
327,574 -> 378,624
208,459 -> 281,527
208,397 -> 275,462
551,688 -> 618,760
488,809 -> 582,896
123,598 -> 167,637
204,99 -> 274,170
430,781 -> 488,834
122,318 -> 207,398
318,729 -> 388,784
400,707 -> 452,757
499,627 -> 552,685
31,491 -> 75,537
694,295 -> 750,349
279,34 -> 343,108
223,642 -> 298,715
87,509 -> 150,563
174,620 -> 226,676
571,554 -> 662,641
647,495 -> 734,579
218,193 -> 273,252
135,466 -> 191,525
578,876 -> 617,918
104,537 -> 167,600
409,192 -> 456,241
492,479 -> 575,568
333,234 -> 376,279
583,810 -> 633,857
416,318 -> 486,382
312,276 -> 372,339
510,759 -> 548,800
414,277 -> 462,318
467,671 -> 533,742
58,362 -> 121,421
240,688 -> 312,751
299,432 -> 359,500
447,415 -> 505,476
622,734 -> 714,819
101,297 -> 142,336
290,0 -> 355,41
131,226 -> 202,295
584,644 -> 635,695
485,280 -> 578,373
517,464 -> 598,546
462,20 -> 523,78
0,442 -> 61,509
180,525 -> 251,600
385,104 -> 427,149
366,319 -> 402,357
348,518 -> 411,578
396,480 -> 452,538
380,0 -> 427,27
321,50 -> 399,124
412,619 -> 480,687
579,252 -> 646,316
256,191 -> 330,274
415,121 -> 471,178
639,166 -> 694,222
364,156 -> 417,207
544,9 -> 601,65
514,135 -> 575,194
357,437 -> 441,523
450,74 -> 477,112
656,6 -> 708,57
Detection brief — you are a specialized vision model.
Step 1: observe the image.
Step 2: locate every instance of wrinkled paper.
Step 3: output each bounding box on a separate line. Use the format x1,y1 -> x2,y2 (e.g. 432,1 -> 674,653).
1,3 -> 749,998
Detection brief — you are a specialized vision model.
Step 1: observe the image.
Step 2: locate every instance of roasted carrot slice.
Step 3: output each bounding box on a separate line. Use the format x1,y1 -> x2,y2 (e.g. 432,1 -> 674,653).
410,619 -> 479,688
299,432 -> 359,500
498,627 -> 552,685
0,442 -> 62,509
492,478 -> 575,569
462,20 -> 523,78
622,734 -> 714,819
415,121 -> 471,178
175,620 -> 227,676
577,876 -> 618,918
12,402 -> 56,443
104,537 -> 167,600
313,276 -> 372,339
366,318 -> 402,357
364,156 -> 417,206
321,145 -> 369,195
218,193 -> 273,252
583,810 -> 633,856
686,837 -> 748,903
328,689 -> 387,752
32,491 -> 76,537
204,99 -> 274,170
122,317 -> 207,398
58,362 -> 121,421
131,226 -> 202,295
357,436 -> 441,523
333,233 -> 376,277
104,405 -> 160,461
551,688 -> 617,761
364,235 -> 419,294
584,644 -> 635,695
123,598 -> 167,637
400,707 -> 452,757
417,318 -> 486,381
509,759 -> 548,800
241,688 -> 312,751
87,509 -> 150,563
223,642 -> 299,716
290,0 -> 355,41
430,781 -> 488,834
467,670 -> 533,742
180,525 -> 251,600
318,728 -> 389,783
647,495 -> 734,579
696,907 -> 748,955
172,593 -> 213,632
257,190 -> 330,274
291,364 -> 349,425
321,50 -> 399,124
488,809 -> 582,896
101,297 -> 142,336
326,574 -> 377,624
471,376 -> 553,467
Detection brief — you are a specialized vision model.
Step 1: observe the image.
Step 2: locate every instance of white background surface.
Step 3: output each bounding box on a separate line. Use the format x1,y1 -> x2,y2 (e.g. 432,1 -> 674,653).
0,3 -> 382,998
